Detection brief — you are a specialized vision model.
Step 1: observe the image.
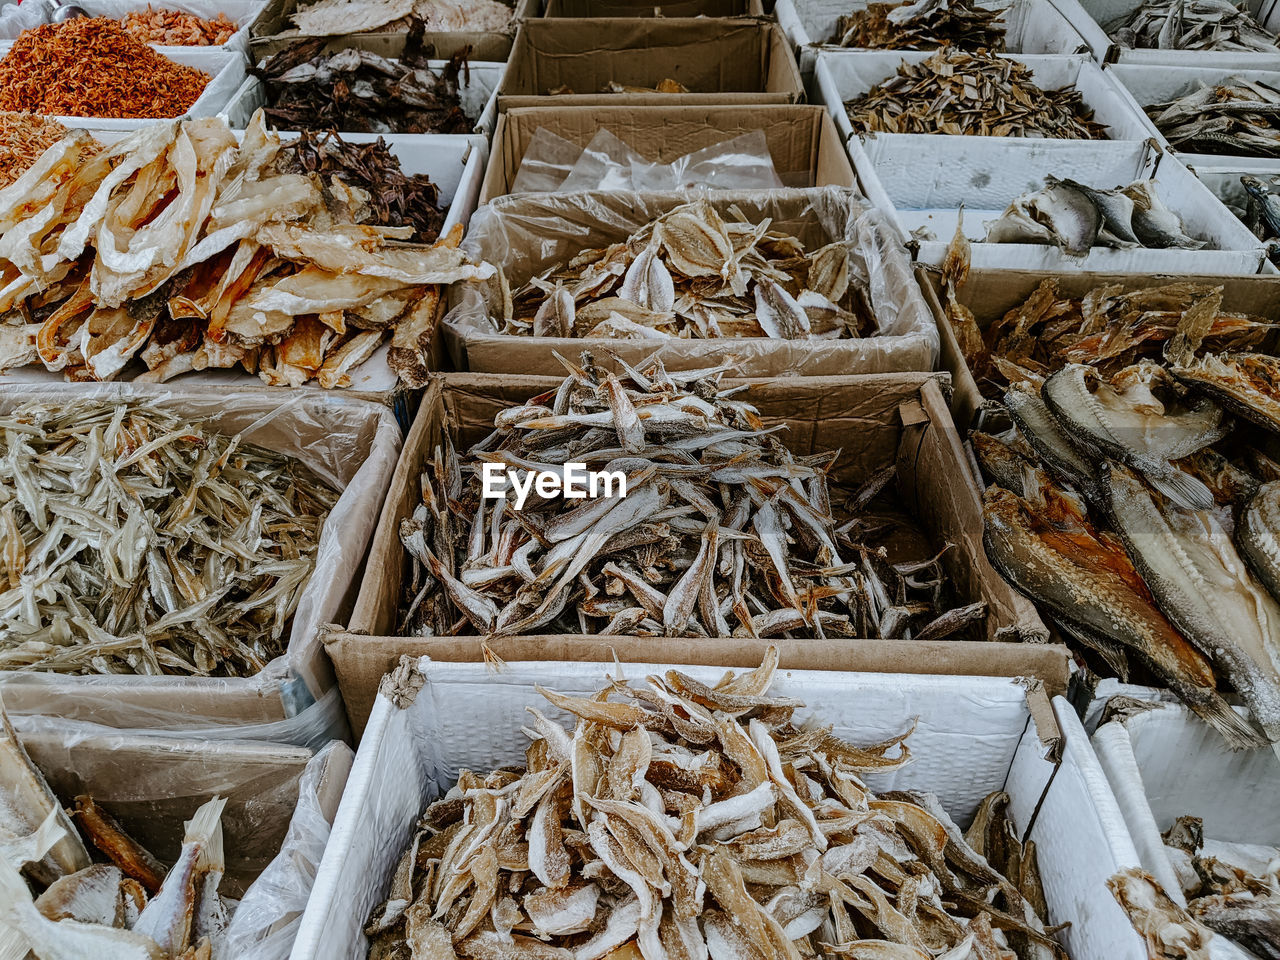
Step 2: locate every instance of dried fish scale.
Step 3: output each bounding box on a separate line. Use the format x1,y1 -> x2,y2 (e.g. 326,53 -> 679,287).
397,353 -> 985,645
0,400 -> 339,677
844,47 -> 1108,139
836,0 -> 1007,50
367,653 -> 1063,959
1144,78 -> 1280,159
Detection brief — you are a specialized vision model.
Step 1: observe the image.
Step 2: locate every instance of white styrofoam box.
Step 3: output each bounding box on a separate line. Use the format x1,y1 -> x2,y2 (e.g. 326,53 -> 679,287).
1107,63 -> 1280,173
1092,703 -> 1280,959
220,59 -> 505,139
777,0 -> 1096,75
0,43 -> 246,129
1080,677 -> 1181,732
1052,0 -> 1280,70
291,660 -> 1148,960
816,49 -> 1155,152
0,0 -> 265,54
849,135 -> 1266,273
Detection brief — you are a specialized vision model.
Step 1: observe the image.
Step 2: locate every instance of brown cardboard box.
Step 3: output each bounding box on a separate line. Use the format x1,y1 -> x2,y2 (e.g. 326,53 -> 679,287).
498,18 -> 803,110
544,0 -> 763,14
248,0 -> 535,62
328,371 -> 1053,734
479,103 -> 857,203
920,268 -> 1280,431
445,188 -> 941,377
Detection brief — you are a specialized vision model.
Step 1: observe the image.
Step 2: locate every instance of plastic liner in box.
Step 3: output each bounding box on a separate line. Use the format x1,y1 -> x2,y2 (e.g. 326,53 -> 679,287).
293,659 -> 1150,960
443,186 -> 939,376
0,382 -> 402,712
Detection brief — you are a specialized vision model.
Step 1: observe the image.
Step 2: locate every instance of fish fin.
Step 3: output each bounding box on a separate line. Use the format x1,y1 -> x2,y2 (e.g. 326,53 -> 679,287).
0,920 -> 28,960
185,797 -> 226,874
1146,468 -> 1216,511
1188,693 -> 1269,751
3,807 -> 67,869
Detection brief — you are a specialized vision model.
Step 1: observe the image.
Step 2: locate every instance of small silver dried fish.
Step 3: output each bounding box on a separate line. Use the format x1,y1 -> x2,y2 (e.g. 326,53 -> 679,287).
1108,0 -> 1278,52
1145,77 -> 1280,158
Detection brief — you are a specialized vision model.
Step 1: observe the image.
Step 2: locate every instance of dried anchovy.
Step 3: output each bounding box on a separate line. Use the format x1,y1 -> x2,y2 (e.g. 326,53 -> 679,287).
369,653 -> 1060,959
252,20 -> 474,134
275,129 -> 446,242
1145,78 -> 1280,158
398,352 -> 984,642
0,401 -> 339,677
836,0 -> 1006,50
844,47 -> 1108,139
496,198 -> 874,341
1108,0 -> 1278,52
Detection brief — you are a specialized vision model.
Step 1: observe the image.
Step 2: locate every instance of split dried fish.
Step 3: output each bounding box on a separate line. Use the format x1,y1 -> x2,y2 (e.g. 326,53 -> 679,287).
252,24 -> 475,134
1145,78 -> 1280,159
368,651 -> 1064,959
0,110 -> 491,388
985,177 -> 1204,255
285,0 -> 514,36
1109,868 -> 1212,960
835,0 -> 1006,50
844,48 -> 1108,139
0,400 -> 339,677
1108,0 -> 1278,52
487,198 -> 875,341
398,352 -> 983,643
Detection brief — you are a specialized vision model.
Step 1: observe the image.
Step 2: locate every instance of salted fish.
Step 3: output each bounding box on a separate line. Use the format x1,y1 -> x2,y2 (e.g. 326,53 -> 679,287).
1172,353 -> 1280,435
133,796 -> 226,956
1190,893 -> 1280,958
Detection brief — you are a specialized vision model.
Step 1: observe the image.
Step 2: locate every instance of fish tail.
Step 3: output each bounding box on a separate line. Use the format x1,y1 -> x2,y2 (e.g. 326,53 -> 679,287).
1189,690 -> 1269,751
1147,468 -> 1215,511
185,796 -> 227,874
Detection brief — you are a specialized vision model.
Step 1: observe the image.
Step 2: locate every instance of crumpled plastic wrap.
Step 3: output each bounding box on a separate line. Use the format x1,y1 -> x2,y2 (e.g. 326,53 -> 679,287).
0,382 -> 402,713
442,186 -> 939,377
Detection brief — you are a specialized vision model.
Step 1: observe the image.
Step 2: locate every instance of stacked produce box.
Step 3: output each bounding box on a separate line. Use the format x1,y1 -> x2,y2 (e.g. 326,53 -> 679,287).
0,0 -> 1279,957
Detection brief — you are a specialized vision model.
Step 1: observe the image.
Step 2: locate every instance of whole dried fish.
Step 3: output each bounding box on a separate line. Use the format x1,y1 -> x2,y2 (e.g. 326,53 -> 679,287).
368,652 -> 1062,960
398,353 -> 983,644
0,400 -> 339,677
1145,78 -> 1280,158
835,0 -> 1006,49
844,47 -> 1108,139
1108,0 -> 1278,52
491,199 -> 875,341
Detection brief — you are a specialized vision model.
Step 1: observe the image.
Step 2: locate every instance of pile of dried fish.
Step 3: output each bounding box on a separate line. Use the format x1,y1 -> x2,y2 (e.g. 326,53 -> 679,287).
276,129 -> 446,243
286,0 -> 514,36
835,0 -> 1006,51
368,652 -> 1063,959
984,177 -> 1204,255
1108,868 -> 1213,959
0,111 -> 491,388
1239,174 -> 1280,266
0,703 -> 235,958
252,25 -> 475,135
1107,0 -> 1278,52
844,48 -> 1108,138
0,400 -> 339,677
399,353 -> 985,642
1145,78 -> 1280,158
489,198 -> 874,341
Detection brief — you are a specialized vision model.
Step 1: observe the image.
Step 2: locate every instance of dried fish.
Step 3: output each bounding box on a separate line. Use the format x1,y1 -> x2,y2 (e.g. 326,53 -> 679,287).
368,653 -> 1062,959
844,48 -> 1108,139
1108,0 -> 1278,52
835,0 -> 1006,50
398,353 -> 983,644
489,199 -> 875,341
0,400 -> 339,677
285,0 -> 514,36
1109,868 -> 1212,960
1145,78 -> 1280,158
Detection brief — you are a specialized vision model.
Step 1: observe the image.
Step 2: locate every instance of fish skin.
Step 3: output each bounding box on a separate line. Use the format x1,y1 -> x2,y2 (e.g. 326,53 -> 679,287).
1123,181 -> 1206,250
1171,352 -> 1280,435
1101,462 -> 1280,751
1189,893 -> 1280,959
1034,177 -> 1102,257
36,864 -> 126,925
1238,481 -> 1280,604
1003,383 -> 1099,496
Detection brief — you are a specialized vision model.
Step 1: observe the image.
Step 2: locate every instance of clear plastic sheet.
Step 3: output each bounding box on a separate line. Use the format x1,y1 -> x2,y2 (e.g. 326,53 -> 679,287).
223,741 -> 353,960
0,383 -> 402,708
508,127 -> 785,195
443,186 -> 939,376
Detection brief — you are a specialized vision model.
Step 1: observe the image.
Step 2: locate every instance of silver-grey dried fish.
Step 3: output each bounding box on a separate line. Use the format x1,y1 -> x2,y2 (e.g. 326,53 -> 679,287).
1145,78 -> 1280,158
1108,0 -> 1278,52
0,400 -> 338,677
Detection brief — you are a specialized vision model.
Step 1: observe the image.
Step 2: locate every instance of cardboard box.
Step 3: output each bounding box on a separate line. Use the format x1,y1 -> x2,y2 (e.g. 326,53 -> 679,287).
1092,702 -> 1280,959
1054,0 -> 1280,69
920,268 -> 1280,431
849,136 -> 1266,274
327,370 -> 1052,734
498,18 -> 803,110
292,657 -> 1147,960
0,383 -> 401,724
1107,63 -> 1280,174
544,0 -> 762,14
479,103 -> 858,203
816,49 -> 1155,147
445,188 -> 941,376
249,0 -> 534,62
